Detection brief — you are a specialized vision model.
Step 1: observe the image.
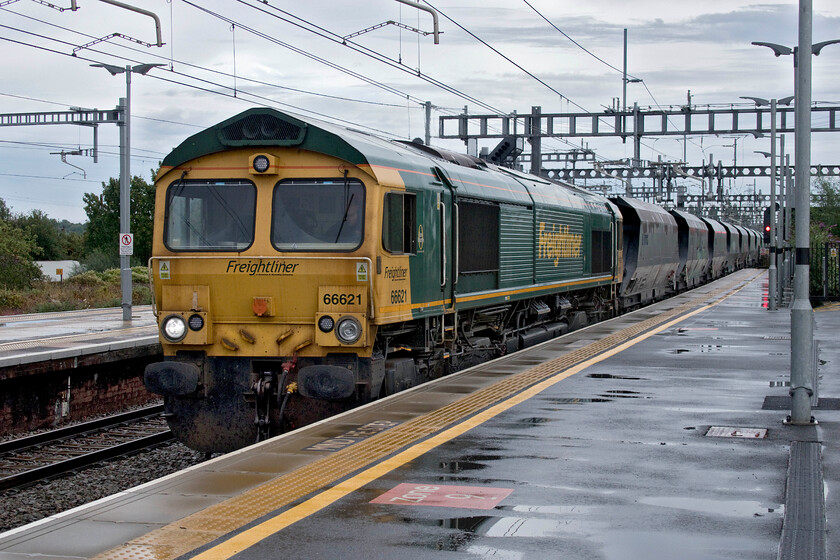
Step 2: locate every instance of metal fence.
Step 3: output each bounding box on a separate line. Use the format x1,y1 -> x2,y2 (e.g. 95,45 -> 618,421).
811,242 -> 840,300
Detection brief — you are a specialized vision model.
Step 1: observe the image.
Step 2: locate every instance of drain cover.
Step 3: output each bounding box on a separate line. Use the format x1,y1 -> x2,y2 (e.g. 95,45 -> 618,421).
706,427 -> 767,439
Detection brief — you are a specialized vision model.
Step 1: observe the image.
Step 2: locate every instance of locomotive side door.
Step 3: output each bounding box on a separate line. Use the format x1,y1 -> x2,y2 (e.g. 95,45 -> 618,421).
405,169 -> 455,317
434,167 -> 457,311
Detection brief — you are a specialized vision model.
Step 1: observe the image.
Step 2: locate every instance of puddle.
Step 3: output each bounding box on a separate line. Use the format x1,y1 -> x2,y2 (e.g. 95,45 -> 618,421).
544,397 -> 612,404
509,359 -> 549,365
435,515 -> 584,537
439,455 -> 501,473
586,373 -> 644,380
439,460 -> 488,473
669,348 -> 691,354
639,496 -> 784,518
516,417 -> 553,425
696,344 -> 737,353
461,545 -> 524,559
599,390 -> 648,399
499,504 -> 594,515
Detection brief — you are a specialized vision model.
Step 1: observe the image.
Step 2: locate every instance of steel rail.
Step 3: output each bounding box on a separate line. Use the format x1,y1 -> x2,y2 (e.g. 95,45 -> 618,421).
0,405 -> 172,491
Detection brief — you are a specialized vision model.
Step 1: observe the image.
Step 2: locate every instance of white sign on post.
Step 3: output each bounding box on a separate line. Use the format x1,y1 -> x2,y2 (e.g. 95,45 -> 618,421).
119,233 -> 134,256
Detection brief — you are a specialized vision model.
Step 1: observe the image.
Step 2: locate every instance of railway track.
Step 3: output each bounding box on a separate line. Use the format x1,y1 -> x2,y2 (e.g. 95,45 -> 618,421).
0,405 -> 173,491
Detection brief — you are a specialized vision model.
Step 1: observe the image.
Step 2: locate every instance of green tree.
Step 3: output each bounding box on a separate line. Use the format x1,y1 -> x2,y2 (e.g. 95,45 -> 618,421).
0,220 -> 43,289
13,209 -> 66,261
0,198 -> 12,221
811,177 -> 840,240
82,174 -> 155,267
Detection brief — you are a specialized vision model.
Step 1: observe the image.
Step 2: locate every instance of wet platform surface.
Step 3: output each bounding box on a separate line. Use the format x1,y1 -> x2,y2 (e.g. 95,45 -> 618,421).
0,306 -> 158,373
0,269 -> 836,559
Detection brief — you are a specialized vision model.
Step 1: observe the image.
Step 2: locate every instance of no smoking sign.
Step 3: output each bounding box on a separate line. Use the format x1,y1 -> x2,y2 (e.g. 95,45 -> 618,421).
119,233 -> 133,256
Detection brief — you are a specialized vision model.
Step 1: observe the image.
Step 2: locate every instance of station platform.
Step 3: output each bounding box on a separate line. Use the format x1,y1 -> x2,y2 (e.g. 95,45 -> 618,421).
0,269 -> 836,560
0,306 -> 158,376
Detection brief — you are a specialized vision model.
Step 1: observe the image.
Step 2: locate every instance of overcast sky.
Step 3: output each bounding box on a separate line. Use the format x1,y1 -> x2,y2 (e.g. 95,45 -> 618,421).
1,0 -> 839,223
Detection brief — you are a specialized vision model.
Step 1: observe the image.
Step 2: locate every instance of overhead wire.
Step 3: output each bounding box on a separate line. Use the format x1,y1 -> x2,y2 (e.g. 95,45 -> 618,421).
0,16 -> 409,138
421,0 -> 580,108
227,0 -> 506,114
519,1 -> 693,162
1,6 -> 414,110
3,2 -> 608,161
522,0 -> 638,80
4,2 -> 687,189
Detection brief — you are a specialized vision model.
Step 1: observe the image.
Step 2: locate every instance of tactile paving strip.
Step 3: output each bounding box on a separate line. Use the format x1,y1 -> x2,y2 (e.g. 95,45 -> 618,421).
778,441 -> 826,560
95,272 -> 757,560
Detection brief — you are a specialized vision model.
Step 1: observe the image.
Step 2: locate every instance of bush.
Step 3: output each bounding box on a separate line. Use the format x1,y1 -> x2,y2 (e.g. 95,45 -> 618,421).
100,268 -> 121,284
67,271 -> 106,288
0,289 -> 24,311
133,284 -> 152,305
35,300 -> 82,313
131,266 -> 149,284
0,221 -> 43,289
80,247 -> 119,272
0,215 -> 153,313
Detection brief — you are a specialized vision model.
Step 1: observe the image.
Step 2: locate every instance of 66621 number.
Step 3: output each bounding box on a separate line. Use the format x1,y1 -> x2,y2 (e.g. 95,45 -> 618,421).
323,293 -> 362,306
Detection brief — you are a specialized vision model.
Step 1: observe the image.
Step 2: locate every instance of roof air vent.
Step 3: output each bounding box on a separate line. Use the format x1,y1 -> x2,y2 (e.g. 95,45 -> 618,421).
218,114 -> 306,146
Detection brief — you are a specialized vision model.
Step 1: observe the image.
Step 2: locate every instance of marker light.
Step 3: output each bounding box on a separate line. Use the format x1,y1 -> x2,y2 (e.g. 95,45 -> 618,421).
253,155 -> 271,173
188,314 -> 204,331
335,316 -> 362,344
318,315 -> 335,333
161,315 -> 187,342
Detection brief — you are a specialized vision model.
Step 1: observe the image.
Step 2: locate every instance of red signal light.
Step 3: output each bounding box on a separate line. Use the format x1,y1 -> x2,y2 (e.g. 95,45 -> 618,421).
764,225 -> 771,232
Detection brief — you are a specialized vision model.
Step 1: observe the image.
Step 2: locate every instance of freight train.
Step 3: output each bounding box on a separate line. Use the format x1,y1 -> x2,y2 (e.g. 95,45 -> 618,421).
144,107 -> 761,453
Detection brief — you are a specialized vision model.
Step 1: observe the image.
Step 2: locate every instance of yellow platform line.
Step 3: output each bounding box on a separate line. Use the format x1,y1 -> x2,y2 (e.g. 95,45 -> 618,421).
96,271 -> 758,560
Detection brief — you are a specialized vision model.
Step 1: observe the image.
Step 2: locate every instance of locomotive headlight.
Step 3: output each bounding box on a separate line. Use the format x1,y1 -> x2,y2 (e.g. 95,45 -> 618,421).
335,316 -> 362,344
161,315 -> 187,342
252,154 -> 271,173
318,315 -> 335,333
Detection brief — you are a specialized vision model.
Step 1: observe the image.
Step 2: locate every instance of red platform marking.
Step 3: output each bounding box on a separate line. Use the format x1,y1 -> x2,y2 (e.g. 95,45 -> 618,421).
370,483 -> 513,510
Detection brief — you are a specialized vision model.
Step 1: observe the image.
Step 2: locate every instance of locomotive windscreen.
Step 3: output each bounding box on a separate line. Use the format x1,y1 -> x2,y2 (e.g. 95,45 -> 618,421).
164,180 -> 256,251
271,179 -> 365,251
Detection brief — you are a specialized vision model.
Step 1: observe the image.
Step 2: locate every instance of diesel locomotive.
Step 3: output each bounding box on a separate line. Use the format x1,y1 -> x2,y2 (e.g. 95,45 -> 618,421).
144,107 -> 761,453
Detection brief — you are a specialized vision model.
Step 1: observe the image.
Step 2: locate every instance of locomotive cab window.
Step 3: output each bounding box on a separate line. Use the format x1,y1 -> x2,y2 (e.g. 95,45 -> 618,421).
272,179 -> 365,251
382,191 -> 416,254
164,180 -> 256,251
